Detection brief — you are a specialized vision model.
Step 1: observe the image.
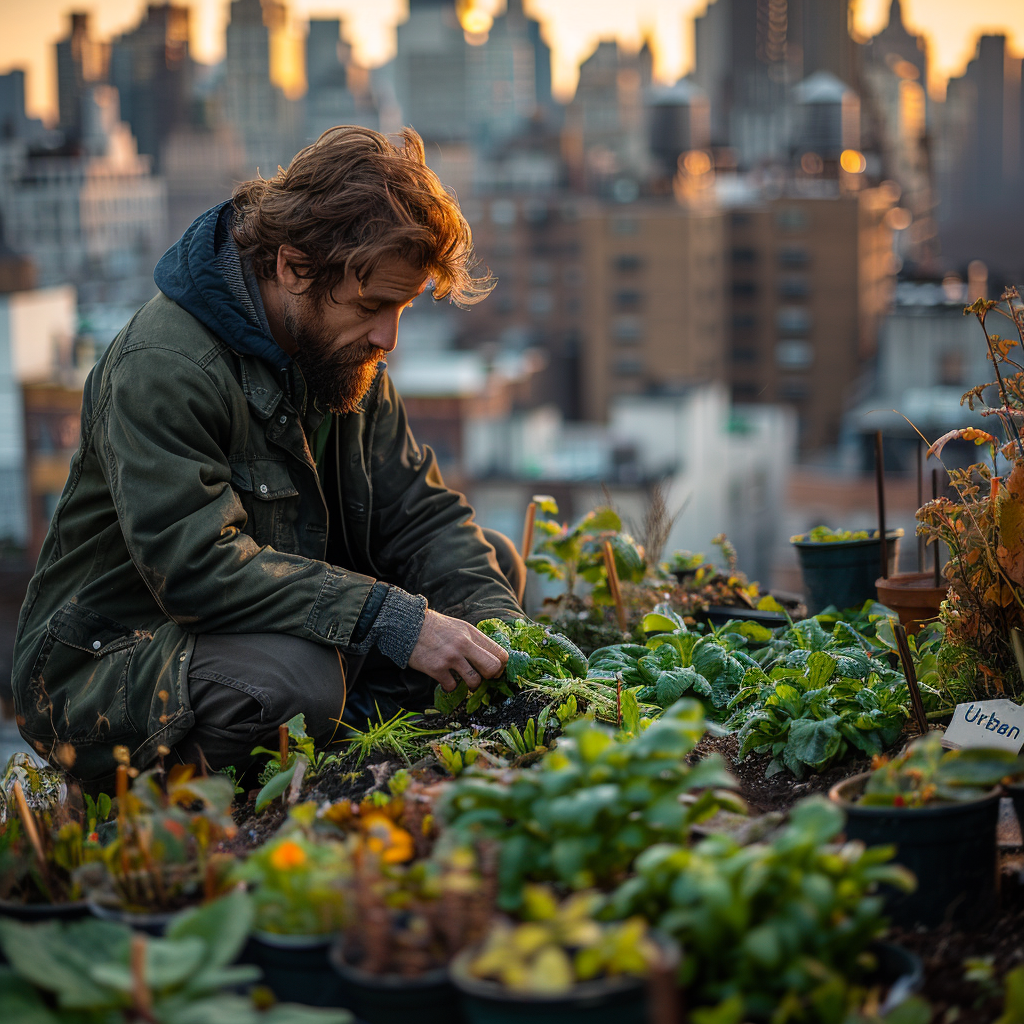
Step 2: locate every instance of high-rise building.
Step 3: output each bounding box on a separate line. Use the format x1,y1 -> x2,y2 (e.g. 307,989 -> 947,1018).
304,19 -> 359,143
108,4 -> 193,171
935,35 -> 1024,276
223,0 -> 298,174
800,0 -> 858,87
725,186 -> 895,451
55,13 -> 109,146
0,72 -> 46,143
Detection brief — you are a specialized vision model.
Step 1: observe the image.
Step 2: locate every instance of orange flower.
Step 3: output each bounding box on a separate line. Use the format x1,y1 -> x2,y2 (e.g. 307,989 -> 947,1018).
269,839 -> 307,871
360,813 -> 415,864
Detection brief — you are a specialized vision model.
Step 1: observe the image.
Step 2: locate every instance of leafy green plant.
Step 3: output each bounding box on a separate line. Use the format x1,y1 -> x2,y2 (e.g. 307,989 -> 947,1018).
857,733 -> 1022,807
726,650 -> 912,779
497,708 -> 554,757
467,885 -> 659,995
441,699 -> 744,907
434,742 -> 483,776
607,797 -> 915,1023
527,497 -> 646,603
790,527 -> 892,543
434,618 -> 588,714
0,888 -> 351,1023
555,695 -> 583,724
233,829 -> 351,936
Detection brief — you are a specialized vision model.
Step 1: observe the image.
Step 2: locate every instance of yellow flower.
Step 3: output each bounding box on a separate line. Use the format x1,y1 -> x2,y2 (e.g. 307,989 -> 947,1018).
269,839 -> 307,871
360,813 -> 415,864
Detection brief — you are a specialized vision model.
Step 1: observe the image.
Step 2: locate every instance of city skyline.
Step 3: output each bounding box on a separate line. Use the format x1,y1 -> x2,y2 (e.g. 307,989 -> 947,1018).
3,0 -> 1024,123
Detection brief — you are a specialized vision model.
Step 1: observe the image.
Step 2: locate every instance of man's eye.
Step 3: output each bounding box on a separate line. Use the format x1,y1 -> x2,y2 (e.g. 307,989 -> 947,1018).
358,304 -> 380,316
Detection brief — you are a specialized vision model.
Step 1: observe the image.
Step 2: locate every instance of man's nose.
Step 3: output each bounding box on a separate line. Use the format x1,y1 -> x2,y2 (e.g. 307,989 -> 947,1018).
367,308 -> 401,353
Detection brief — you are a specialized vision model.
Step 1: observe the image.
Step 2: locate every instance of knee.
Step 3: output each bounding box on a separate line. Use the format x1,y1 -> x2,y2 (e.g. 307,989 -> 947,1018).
482,528 -> 526,605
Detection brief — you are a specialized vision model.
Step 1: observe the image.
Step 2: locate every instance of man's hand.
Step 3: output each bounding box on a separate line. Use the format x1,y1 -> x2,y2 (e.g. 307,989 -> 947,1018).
408,609 -> 509,691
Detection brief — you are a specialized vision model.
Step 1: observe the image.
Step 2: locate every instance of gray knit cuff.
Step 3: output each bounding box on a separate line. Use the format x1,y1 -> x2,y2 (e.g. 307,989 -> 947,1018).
369,587 -> 428,668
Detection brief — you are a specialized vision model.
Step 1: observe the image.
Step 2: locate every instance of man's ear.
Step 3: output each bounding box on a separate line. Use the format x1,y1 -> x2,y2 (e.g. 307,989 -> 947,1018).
276,245 -> 311,294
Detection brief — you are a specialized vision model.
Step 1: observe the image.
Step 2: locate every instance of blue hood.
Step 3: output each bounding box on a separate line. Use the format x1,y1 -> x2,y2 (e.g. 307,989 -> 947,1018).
153,201 -> 291,371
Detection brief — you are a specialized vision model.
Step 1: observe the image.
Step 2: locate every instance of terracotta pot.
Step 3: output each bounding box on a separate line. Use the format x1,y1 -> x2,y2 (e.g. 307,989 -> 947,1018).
875,572 -> 947,634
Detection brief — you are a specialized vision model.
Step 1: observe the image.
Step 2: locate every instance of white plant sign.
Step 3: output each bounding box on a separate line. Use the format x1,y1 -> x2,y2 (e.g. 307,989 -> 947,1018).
942,699 -> 1024,754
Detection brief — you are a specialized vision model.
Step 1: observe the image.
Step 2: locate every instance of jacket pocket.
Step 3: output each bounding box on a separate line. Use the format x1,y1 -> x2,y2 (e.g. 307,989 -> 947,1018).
251,459 -> 301,553
27,602 -> 144,746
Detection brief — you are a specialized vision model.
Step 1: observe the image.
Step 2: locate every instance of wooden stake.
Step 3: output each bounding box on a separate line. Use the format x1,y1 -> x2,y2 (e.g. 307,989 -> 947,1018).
116,764 -> 129,878
12,781 -> 50,895
130,933 -> 153,1019
874,430 -> 889,579
603,540 -> 628,633
932,469 -> 942,588
892,620 -> 929,735
520,500 -> 537,561
916,440 -> 924,571
278,723 -> 289,768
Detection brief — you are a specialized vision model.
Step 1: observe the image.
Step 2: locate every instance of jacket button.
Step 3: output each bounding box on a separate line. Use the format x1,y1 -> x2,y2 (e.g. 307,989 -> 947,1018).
259,483 -> 269,495
92,640 -> 101,650
278,415 -> 287,425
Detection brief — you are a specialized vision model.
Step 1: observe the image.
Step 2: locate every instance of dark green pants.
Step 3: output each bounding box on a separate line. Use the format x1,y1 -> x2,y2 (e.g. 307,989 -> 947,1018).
174,529 -> 523,771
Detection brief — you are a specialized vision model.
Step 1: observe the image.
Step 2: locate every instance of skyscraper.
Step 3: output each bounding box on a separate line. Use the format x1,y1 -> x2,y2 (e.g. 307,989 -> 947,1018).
55,13 -> 109,146
304,19 -> 358,143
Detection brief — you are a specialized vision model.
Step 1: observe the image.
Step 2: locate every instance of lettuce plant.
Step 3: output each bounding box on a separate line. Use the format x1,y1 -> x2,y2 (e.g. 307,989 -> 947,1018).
440,699 -> 743,906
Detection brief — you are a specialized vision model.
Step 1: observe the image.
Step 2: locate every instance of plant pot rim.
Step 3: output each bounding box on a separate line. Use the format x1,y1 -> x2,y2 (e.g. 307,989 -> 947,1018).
329,942 -> 450,988
875,572 -> 948,598
449,947 -> 644,1005
0,897 -> 90,915
829,771 -> 1002,812
253,928 -> 335,948
792,529 -> 904,549
87,900 -> 178,926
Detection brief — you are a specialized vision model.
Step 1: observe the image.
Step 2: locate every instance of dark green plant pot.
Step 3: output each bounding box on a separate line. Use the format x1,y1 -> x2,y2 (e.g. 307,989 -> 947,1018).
330,944 -> 460,1024
871,941 -> 923,1013
243,931 -> 343,1007
1008,783 -> 1024,843
830,772 -> 1000,927
793,532 -> 901,615
449,948 -> 651,1024
87,901 -> 174,936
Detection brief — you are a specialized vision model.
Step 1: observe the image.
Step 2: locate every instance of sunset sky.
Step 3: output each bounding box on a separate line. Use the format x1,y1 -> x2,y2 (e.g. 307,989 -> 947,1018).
3,0 -> 1023,122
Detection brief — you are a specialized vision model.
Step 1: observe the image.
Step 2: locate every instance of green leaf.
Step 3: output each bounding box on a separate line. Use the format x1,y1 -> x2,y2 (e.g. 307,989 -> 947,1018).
533,494 -> 559,515
807,651 -> 838,689
434,681 -> 468,714
255,763 -> 297,812
168,889 -> 254,973
786,716 -> 843,770
643,611 -> 687,634
0,968 -> 60,1024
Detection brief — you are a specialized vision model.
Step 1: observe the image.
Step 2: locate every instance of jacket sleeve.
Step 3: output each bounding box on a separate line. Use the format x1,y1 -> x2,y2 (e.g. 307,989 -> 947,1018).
365,374 -> 524,624
97,343 -> 376,644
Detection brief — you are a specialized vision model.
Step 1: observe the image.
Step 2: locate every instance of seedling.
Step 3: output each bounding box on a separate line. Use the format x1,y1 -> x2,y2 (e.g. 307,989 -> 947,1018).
341,707 -> 446,767
497,707 -> 554,757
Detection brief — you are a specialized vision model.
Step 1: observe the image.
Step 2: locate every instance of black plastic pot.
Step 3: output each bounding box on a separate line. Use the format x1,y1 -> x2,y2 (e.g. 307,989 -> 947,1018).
1008,784 -> 1024,842
793,532 -> 901,615
830,772 -> 1001,927
330,944 -> 461,1024
871,941 -> 924,1014
700,606 -> 790,630
243,931 -> 344,1007
87,901 -> 175,936
448,940 -> 680,1024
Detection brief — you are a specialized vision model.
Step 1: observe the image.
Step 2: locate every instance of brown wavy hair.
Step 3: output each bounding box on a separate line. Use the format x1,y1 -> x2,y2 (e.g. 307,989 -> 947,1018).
230,126 -> 492,307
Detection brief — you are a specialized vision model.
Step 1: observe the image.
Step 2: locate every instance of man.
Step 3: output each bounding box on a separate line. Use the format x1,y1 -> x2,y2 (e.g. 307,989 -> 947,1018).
12,126 -> 524,786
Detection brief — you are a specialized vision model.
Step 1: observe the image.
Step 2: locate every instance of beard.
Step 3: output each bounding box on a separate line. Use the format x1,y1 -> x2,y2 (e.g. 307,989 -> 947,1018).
285,299 -> 382,415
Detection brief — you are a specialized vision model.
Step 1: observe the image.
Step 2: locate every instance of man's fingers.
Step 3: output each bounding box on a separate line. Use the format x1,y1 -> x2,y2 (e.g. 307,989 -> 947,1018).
466,642 -> 504,680
471,630 -> 510,666
455,660 -> 482,690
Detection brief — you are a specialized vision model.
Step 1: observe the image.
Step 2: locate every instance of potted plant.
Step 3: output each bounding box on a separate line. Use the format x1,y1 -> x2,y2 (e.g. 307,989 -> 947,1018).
791,526 -> 903,615
829,733 -> 1018,926
874,573 -> 948,635
0,887 -> 352,1023
233,805 -> 352,1007
449,885 -> 672,1024
77,759 -> 237,934
330,843 -> 492,1024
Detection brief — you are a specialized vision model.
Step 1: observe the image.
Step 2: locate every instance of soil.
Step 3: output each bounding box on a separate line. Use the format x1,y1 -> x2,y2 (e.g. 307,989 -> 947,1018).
688,733 -> 872,814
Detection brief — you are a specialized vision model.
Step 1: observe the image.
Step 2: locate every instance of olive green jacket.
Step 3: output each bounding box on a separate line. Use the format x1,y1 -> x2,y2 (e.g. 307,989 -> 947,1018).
12,293 -> 521,781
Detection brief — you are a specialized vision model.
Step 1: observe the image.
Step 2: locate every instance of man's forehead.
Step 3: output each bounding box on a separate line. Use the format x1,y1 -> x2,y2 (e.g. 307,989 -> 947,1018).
358,261 -> 430,301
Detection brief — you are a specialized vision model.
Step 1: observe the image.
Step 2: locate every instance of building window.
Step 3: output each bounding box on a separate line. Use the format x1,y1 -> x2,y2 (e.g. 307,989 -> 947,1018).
780,380 -> 810,401
733,383 -> 759,400
939,350 -> 964,386
779,247 -> 810,268
528,289 -> 554,316
776,307 -> 812,334
776,339 -> 813,368
614,289 -> 643,310
614,254 -> 644,272
490,199 -> 516,226
776,208 -> 809,232
614,357 -> 643,375
778,275 -> 809,299
731,212 -> 752,227
611,217 -> 639,236
564,265 -> 584,287
732,281 -> 758,298
529,261 -> 554,285
731,247 -> 757,264
732,313 -> 757,330
732,346 -> 759,363
612,316 -> 643,343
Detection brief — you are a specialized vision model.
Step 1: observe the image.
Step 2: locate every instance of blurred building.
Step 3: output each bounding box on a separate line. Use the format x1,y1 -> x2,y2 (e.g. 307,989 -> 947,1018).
55,12 -> 110,147
304,19 -> 362,144
109,4 -> 193,171
647,81 -> 711,181
725,184 -> 895,451
935,35 -> 1024,278
0,72 -> 47,144
0,86 -> 166,303
576,199 -> 727,422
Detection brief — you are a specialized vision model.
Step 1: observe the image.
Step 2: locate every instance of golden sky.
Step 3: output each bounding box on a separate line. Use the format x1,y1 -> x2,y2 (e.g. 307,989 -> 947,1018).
3,0 -> 1023,121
